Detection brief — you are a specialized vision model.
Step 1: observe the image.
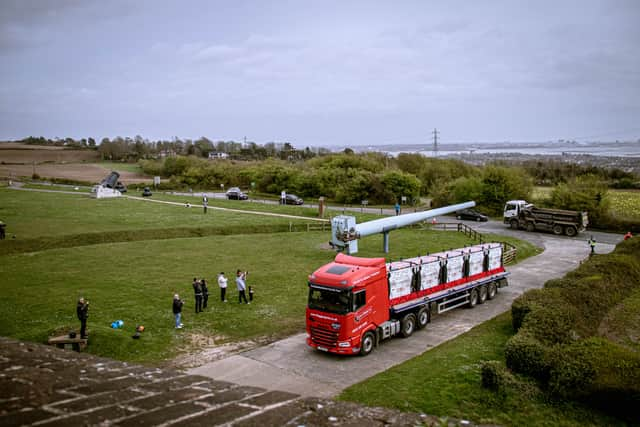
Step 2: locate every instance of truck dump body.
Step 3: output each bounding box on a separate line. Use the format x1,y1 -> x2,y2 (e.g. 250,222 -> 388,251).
504,200 -> 588,236
306,243 -> 508,356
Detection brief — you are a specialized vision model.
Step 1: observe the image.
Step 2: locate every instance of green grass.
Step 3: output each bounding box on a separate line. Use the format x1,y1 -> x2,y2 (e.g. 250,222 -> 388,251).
0,228 -> 520,363
0,188 -> 313,240
608,189 -> 640,222
338,312 -> 624,427
0,187 -> 539,368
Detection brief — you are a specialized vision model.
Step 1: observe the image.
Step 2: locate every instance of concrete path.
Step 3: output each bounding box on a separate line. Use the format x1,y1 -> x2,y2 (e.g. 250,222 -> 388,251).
189,233 -> 618,398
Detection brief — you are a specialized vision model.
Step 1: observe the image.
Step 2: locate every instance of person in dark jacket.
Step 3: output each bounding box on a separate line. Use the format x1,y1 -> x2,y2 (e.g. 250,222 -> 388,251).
192,278 -> 203,313
173,294 -> 184,328
76,297 -> 89,339
201,278 -> 209,309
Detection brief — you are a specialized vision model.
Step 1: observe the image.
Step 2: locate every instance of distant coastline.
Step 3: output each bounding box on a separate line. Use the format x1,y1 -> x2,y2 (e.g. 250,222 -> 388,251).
351,140 -> 640,158
346,141 -> 640,174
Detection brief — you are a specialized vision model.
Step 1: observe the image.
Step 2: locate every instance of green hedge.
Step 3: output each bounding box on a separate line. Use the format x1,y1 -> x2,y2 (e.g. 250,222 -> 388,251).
504,332 -> 549,380
505,238 -> 640,421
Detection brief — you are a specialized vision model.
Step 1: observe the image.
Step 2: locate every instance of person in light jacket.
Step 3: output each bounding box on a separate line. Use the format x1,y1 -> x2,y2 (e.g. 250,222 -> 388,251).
236,270 -> 249,304
218,272 -> 228,302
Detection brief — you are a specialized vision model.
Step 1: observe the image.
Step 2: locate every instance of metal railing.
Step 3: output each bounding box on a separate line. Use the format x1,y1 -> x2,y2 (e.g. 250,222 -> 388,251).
429,222 -> 518,265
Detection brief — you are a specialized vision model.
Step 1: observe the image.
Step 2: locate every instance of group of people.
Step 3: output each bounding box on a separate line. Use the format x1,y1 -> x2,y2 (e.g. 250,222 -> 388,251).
172,270 -> 254,329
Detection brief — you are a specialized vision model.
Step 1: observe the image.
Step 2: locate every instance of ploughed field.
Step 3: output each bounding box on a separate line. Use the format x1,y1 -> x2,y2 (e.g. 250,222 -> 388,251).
0,142 -> 150,184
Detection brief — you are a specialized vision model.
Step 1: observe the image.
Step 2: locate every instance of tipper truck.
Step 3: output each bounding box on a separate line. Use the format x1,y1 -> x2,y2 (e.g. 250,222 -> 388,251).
306,243 -> 509,356
503,200 -> 588,237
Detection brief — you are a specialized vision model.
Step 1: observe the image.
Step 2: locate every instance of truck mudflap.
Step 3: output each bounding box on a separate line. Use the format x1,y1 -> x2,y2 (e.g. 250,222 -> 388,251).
390,271 -> 509,315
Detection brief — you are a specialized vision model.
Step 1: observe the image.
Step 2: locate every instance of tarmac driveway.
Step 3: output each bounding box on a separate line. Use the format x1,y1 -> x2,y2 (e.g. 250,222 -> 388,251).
189,227 -> 622,398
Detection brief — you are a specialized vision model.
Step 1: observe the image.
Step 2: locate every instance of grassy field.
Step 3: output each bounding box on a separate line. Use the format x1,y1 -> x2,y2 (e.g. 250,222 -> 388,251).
532,186 -> 640,223
338,312 -> 623,427
607,189 -> 640,222
0,187 -> 538,364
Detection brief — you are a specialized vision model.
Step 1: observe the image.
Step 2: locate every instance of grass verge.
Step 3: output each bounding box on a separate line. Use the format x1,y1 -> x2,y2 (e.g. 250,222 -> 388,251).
338,312 -> 624,427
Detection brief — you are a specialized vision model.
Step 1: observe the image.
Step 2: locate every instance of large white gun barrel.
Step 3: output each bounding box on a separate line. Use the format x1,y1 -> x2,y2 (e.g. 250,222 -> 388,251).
357,201 -> 475,237
331,201 -> 476,254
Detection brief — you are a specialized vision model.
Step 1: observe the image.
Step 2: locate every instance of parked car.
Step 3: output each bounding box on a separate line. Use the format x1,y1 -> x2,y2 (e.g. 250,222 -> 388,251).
115,181 -> 127,193
283,194 -> 304,205
226,187 -> 248,200
456,209 -> 488,222
142,187 -> 152,197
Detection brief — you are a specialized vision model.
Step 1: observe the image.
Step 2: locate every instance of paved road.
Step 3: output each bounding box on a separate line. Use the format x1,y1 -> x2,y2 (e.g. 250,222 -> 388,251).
189,228 -> 622,398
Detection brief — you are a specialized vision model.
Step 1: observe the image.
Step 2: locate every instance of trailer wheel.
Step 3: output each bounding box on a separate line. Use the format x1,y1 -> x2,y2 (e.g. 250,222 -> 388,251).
526,222 -> 535,232
416,307 -> 430,329
487,282 -> 498,300
510,219 -> 519,229
478,285 -> 488,304
565,226 -> 577,237
400,313 -> 416,337
552,224 -> 563,235
467,289 -> 479,308
359,331 -> 375,356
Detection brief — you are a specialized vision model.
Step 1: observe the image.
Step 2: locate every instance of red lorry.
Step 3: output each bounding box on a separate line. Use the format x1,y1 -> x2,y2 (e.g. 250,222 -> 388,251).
306,243 -> 509,356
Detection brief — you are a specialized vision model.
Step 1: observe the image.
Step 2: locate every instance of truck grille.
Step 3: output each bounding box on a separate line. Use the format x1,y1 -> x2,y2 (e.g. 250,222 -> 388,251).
310,326 -> 338,347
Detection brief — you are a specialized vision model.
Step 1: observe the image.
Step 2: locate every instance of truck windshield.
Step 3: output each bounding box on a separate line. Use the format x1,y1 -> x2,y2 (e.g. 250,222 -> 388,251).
308,285 -> 352,315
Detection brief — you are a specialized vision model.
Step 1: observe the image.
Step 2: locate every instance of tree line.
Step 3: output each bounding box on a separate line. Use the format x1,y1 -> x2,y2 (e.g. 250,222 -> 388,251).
18,136 -> 327,162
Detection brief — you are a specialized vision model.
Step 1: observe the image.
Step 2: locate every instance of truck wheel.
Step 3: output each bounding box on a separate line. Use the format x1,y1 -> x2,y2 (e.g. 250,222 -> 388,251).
478,285 -> 488,304
359,331 -> 375,356
467,289 -> 478,308
416,307 -> 430,329
487,282 -> 498,300
552,224 -> 563,235
510,219 -> 519,230
526,222 -> 535,232
400,313 -> 416,338
565,226 -> 577,237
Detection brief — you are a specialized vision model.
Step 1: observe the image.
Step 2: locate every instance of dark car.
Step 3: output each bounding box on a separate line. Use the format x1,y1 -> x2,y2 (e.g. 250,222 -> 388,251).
142,187 -> 152,197
115,181 -> 127,193
284,194 -> 304,205
456,209 -> 488,222
226,187 -> 248,200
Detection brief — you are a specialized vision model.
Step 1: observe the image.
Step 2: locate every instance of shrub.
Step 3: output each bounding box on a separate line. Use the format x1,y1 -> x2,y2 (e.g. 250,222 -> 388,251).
480,360 -> 509,390
511,288 -> 564,332
504,332 -> 549,380
520,303 -> 578,345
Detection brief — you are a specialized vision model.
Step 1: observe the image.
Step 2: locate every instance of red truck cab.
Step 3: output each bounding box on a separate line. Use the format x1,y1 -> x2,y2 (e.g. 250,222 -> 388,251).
306,253 -> 388,355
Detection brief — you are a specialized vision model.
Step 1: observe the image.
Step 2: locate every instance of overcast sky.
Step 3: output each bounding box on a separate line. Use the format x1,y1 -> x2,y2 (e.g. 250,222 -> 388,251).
1,0 -> 639,146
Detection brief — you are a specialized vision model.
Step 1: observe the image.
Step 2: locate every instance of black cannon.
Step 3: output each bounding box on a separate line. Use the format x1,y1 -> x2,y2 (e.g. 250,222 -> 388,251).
100,172 -> 120,189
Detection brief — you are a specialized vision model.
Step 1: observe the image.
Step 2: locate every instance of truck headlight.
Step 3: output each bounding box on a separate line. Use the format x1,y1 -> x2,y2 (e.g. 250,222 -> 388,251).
338,341 -> 351,348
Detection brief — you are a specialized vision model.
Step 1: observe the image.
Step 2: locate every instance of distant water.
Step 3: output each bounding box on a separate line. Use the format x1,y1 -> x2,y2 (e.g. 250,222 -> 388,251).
361,141 -> 640,158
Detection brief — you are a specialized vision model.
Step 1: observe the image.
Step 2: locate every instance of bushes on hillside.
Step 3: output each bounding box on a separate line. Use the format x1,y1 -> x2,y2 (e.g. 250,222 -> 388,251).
504,237 -> 640,420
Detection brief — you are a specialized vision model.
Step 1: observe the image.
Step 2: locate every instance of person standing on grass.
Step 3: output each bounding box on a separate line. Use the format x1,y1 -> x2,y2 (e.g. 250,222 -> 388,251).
248,285 -> 254,302
173,294 -> 184,328
201,278 -> 209,309
202,195 -> 208,214
236,270 -> 249,304
192,278 -> 203,313
394,202 -> 401,216
218,272 -> 228,302
76,297 -> 89,339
